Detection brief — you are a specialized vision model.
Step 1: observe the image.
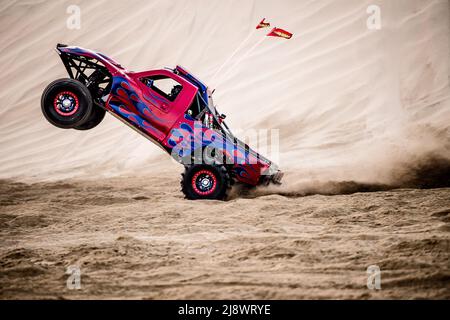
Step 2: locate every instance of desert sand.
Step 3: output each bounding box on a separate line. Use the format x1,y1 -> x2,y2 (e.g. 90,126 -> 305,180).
0,175 -> 450,299
1,0 -> 450,299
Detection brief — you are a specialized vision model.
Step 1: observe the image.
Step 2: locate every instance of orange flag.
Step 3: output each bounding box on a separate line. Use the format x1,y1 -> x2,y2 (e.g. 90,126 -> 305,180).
267,27 -> 293,39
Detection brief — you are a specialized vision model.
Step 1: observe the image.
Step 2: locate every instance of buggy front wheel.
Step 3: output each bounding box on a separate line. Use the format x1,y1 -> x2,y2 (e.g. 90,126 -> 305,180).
181,165 -> 231,200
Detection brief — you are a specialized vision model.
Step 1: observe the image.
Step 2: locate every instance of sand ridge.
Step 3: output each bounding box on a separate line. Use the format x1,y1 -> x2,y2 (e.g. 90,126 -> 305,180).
0,0 -> 449,185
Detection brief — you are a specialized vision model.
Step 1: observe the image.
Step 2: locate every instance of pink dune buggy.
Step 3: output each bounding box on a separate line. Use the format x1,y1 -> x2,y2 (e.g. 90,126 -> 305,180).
41,44 -> 283,200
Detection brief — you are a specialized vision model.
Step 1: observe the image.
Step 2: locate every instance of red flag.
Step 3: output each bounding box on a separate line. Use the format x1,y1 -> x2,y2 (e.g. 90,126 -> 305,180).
267,27 -> 293,39
256,18 -> 270,29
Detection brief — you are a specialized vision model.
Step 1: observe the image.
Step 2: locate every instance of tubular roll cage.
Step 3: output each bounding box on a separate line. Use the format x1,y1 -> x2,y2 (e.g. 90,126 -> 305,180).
58,50 -> 112,103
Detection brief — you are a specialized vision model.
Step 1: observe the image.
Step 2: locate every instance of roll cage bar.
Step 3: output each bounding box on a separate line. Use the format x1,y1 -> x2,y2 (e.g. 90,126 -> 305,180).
57,48 -> 112,103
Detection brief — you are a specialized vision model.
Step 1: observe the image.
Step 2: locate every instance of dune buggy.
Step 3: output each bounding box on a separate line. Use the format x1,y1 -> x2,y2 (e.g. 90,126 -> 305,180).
41,44 -> 283,200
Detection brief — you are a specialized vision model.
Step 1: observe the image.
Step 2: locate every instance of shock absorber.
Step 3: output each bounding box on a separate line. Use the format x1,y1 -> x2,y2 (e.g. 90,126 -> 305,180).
204,113 -> 213,128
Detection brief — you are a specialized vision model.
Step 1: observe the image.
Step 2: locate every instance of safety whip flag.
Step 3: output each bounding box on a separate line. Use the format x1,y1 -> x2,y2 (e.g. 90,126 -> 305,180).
266,27 -> 293,39
256,18 -> 270,29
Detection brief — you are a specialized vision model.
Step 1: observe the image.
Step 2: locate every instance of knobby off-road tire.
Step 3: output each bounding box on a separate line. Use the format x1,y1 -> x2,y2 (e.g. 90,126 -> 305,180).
181,165 -> 231,200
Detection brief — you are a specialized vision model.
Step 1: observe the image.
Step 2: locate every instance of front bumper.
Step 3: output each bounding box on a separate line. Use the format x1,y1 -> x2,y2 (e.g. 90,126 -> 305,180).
270,170 -> 284,184
260,164 -> 284,185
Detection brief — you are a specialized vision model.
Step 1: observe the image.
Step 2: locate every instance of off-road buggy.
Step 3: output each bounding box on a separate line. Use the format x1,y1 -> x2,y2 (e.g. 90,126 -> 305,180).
41,44 -> 283,200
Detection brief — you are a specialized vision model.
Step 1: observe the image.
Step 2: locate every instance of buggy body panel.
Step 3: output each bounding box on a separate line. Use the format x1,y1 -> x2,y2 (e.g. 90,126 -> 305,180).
53,44 -> 282,186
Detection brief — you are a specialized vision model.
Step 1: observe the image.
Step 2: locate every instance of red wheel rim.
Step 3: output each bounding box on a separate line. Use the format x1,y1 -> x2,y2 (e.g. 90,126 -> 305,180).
53,91 -> 79,116
192,169 -> 217,196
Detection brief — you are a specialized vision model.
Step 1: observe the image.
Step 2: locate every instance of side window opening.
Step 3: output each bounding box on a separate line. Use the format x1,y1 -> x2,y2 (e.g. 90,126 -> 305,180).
141,76 -> 183,102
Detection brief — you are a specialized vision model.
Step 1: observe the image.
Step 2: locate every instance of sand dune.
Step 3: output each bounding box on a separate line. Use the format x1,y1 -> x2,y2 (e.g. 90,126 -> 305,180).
0,0 -> 449,299
0,0 -> 449,183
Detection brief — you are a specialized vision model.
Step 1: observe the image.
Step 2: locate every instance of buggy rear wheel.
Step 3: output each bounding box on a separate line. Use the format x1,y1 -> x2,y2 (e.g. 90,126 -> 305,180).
41,78 -> 93,129
74,106 -> 106,130
181,165 -> 231,200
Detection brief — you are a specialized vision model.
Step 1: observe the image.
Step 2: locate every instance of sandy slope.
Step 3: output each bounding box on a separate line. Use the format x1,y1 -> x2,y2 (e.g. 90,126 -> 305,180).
0,0 -> 449,183
1,0 -> 450,299
1,176 -> 449,299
